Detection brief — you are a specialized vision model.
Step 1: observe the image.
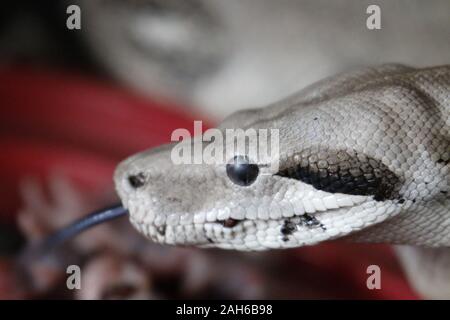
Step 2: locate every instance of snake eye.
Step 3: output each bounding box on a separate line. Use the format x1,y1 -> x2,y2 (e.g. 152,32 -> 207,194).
226,156 -> 259,186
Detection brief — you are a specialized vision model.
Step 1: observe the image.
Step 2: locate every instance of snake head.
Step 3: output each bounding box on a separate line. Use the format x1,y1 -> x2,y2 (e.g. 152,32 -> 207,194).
114,65 -> 450,250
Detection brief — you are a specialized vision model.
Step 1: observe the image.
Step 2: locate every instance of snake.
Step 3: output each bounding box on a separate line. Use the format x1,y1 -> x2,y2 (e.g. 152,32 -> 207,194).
41,64 -> 450,298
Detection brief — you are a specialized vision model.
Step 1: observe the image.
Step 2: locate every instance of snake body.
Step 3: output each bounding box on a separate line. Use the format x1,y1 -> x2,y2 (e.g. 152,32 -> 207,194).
114,65 -> 450,297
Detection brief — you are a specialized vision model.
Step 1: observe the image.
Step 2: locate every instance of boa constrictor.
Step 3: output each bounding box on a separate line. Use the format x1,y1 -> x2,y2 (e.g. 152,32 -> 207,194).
114,64 -> 450,298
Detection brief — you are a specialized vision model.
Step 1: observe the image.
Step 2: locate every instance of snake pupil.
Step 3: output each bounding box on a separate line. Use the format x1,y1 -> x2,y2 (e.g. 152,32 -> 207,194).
226,155 -> 259,186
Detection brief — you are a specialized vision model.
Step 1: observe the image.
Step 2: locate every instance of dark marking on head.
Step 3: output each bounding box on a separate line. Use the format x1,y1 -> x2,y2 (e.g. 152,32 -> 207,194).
281,220 -> 297,241
398,198 -> 405,204
206,237 -> 214,244
276,148 -> 401,201
281,214 -> 326,242
299,214 -> 326,230
128,172 -> 147,189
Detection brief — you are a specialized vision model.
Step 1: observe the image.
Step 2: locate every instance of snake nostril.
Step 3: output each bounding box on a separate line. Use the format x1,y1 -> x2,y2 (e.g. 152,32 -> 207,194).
127,173 -> 147,189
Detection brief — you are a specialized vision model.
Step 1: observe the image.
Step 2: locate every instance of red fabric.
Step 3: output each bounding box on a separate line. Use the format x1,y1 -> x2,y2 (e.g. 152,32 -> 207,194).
293,243 -> 419,299
0,67 -> 420,299
0,67 -> 207,221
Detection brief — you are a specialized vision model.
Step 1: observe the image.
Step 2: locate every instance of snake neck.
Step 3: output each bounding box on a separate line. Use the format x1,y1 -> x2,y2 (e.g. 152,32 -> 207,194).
348,199 -> 450,246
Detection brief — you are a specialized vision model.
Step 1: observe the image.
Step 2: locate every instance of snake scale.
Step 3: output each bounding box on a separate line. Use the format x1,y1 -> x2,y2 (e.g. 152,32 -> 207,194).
114,64 -> 450,298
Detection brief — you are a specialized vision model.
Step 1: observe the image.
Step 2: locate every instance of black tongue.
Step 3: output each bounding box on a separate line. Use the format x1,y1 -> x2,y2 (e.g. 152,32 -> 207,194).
20,203 -> 128,262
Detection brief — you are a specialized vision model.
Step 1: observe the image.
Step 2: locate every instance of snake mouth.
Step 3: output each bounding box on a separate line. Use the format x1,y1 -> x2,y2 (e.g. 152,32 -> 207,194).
129,195 -> 383,249
215,212 -> 326,230
212,213 -> 326,246
216,218 -> 242,228
202,212 -> 329,249
211,194 -> 378,233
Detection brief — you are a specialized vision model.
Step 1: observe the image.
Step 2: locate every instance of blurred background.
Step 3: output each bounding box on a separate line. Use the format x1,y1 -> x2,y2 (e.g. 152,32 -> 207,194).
0,0 -> 448,299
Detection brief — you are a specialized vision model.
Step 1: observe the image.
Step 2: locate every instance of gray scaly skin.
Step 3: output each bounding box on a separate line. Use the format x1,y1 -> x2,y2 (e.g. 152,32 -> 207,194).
114,65 -> 450,297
